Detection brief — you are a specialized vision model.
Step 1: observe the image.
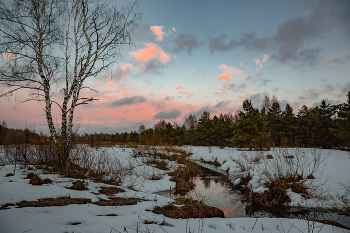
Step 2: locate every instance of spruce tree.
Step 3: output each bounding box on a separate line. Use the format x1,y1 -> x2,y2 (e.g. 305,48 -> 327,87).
231,99 -> 270,149
279,103 -> 300,146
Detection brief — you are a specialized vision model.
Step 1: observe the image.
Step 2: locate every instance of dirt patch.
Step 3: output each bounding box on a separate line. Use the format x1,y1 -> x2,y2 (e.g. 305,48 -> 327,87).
266,154 -> 273,159
152,203 -> 224,219
5,173 -> 14,177
98,186 -> 125,196
17,197 -> 91,207
68,180 -> 88,190
92,197 -> 146,206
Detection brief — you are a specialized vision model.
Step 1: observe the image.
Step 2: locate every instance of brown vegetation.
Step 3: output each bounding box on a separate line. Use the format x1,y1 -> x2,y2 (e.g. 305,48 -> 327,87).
92,197 -> 146,206
68,180 -> 88,191
98,186 -> 125,196
152,203 -> 224,219
17,197 -> 91,207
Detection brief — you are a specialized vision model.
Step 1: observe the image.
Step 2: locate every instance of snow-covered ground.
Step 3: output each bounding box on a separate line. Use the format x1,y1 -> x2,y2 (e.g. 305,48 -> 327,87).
0,146 -> 349,233
190,146 -> 350,210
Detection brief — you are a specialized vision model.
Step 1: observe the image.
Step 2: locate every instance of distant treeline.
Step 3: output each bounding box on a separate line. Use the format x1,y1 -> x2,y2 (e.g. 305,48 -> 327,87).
93,91 -> 350,149
1,91 -> 349,149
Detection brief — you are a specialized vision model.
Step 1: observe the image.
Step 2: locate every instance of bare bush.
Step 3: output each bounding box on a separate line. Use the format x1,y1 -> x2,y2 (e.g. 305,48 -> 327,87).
260,148 -> 325,187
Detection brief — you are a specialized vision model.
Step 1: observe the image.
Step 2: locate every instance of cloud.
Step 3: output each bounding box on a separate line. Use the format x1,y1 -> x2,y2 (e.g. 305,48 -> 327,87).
194,106 -> 215,118
107,96 -> 147,108
130,43 -> 171,67
254,55 -> 270,68
100,63 -> 135,82
150,25 -> 166,41
209,1 -> 350,65
153,109 -> 182,120
175,85 -> 194,96
174,34 -> 199,55
172,27 -> 176,32
214,101 -> 229,109
216,64 -> 245,84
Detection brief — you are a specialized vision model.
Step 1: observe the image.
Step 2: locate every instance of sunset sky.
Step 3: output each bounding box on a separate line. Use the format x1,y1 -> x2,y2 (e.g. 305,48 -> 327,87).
1,0 -> 350,134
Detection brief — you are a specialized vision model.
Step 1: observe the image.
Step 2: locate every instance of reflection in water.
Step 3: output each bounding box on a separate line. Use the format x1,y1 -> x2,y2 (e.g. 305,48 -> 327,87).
188,166 -> 350,228
187,175 -> 247,218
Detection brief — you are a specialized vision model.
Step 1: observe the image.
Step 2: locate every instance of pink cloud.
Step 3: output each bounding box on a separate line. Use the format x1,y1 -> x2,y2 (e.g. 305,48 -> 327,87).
254,54 -> 270,68
248,84 -> 256,91
175,85 -> 193,96
129,43 -> 171,67
150,25 -> 166,41
216,64 -> 245,84
172,27 -> 176,32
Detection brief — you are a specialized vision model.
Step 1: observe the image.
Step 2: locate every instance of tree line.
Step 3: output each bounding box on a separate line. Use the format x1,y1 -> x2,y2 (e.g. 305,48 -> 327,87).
1,91 -> 349,149
106,91 -> 350,149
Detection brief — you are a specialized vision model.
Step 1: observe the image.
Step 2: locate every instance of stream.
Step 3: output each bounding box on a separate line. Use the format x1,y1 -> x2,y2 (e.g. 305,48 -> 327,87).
186,166 -> 350,228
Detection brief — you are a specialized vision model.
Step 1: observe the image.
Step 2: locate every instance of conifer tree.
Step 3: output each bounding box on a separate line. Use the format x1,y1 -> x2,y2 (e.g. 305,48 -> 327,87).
196,111 -> 212,146
231,99 -> 270,149
279,103 -> 300,146
267,96 -> 282,146
334,91 -> 350,148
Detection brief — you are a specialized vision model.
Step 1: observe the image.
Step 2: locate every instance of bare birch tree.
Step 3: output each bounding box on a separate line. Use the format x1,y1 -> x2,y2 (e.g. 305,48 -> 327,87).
0,0 -> 141,167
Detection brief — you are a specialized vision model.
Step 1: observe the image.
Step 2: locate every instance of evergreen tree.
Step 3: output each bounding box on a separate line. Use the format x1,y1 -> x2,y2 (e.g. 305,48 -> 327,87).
313,100 -> 335,148
231,99 -> 270,149
333,91 -> 350,148
196,111 -> 212,146
279,103 -> 300,146
267,96 -> 281,146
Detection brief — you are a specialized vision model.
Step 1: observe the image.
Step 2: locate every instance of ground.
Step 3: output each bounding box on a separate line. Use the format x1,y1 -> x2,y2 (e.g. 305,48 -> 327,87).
0,146 -> 349,233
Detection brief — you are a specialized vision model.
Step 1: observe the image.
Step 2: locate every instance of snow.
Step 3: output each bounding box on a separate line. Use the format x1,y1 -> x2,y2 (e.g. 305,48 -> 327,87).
0,146 -> 349,233
190,146 -> 350,209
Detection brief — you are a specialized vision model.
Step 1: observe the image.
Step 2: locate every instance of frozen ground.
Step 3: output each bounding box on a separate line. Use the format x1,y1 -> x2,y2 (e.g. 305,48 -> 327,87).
0,146 -> 349,233
190,146 -> 350,210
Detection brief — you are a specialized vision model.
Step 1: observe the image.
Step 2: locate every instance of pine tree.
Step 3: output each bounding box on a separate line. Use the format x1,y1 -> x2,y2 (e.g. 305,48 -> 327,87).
279,103 -> 300,146
196,111 -> 212,146
231,99 -> 270,149
334,91 -> 350,148
267,96 -> 281,146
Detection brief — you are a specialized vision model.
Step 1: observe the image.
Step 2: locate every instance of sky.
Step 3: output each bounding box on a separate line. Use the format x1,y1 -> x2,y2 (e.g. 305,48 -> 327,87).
1,0 -> 350,134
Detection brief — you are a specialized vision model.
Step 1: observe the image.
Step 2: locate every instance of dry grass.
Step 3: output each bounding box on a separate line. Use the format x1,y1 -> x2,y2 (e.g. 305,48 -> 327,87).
25,173 -> 52,186
145,158 -> 169,170
0,203 -> 15,210
152,203 -> 224,219
169,162 -> 201,195
199,158 -> 221,167
68,180 -> 88,190
92,197 -> 146,206
230,148 -> 325,207
98,186 -> 125,196
17,197 -> 91,207
5,173 -> 14,177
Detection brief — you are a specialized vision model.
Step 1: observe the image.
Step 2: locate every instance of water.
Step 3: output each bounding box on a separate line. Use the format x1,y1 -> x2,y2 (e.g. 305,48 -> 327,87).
185,166 -> 350,229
